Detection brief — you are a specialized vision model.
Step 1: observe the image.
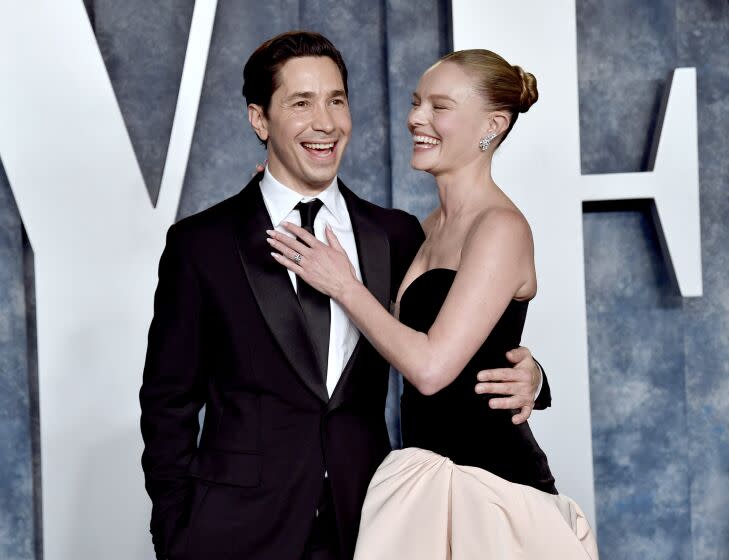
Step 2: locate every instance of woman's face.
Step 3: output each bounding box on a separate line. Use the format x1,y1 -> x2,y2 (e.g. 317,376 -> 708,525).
408,61 -> 490,176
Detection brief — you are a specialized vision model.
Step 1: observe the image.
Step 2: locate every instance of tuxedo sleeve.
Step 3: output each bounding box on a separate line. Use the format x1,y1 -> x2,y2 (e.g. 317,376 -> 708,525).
139,224 -> 205,558
533,359 -> 552,410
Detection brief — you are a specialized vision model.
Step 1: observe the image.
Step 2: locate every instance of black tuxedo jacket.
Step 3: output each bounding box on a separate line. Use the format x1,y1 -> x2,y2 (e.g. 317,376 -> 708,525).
141,174 -> 426,559
140,173 -> 552,560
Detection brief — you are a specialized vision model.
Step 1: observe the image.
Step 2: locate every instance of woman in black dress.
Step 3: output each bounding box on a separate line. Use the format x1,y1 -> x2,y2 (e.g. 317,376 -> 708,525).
268,49 -> 597,559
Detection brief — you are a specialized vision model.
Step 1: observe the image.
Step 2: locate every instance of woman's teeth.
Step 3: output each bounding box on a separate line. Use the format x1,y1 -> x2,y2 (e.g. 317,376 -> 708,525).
413,135 -> 441,146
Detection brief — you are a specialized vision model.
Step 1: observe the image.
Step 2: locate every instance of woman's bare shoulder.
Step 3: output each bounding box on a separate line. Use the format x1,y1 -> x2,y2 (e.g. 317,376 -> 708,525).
466,205 -> 533,250
459,206 -> 536,299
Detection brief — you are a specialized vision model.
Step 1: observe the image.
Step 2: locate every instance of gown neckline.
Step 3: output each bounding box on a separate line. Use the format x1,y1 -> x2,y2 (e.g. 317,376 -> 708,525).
397,268 -> 457,308
398,268 -> 530,309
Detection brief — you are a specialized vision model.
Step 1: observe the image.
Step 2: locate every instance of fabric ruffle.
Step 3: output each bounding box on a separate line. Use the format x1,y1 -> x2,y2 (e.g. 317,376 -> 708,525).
354,448 -> 598,560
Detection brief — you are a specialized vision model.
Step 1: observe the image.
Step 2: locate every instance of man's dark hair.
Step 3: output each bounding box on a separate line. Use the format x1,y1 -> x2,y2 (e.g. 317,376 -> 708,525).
242,31 -> 349,115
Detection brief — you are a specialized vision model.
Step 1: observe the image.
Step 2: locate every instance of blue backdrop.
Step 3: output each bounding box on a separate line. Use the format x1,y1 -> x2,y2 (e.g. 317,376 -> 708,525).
1,1 -> 727,558
580,2 -> 729,558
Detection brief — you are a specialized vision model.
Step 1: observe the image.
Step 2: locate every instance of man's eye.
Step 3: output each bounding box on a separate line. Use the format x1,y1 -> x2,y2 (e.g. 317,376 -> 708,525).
410,101 -> 420,107
433,106 -> 446,110
294,100 -> 309,107
331,98 -> 345,105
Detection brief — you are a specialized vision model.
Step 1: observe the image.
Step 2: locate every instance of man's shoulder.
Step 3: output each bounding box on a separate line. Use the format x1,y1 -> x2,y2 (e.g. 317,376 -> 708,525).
170,186 -> 247,239
381,206 -> 423,243
367,201 -> 424,245
340,183 -> 422,239
343,189 -> 425,281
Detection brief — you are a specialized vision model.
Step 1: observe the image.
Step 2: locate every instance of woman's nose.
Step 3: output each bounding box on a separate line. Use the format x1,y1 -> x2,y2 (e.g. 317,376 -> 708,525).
408,105 -> 426,130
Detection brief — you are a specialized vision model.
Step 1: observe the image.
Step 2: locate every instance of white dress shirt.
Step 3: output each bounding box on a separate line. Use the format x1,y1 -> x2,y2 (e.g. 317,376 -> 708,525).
260,167 -> 362,397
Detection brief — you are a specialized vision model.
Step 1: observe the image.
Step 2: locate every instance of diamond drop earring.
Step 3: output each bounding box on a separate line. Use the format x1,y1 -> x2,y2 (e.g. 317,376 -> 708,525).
479,132 -> 497,151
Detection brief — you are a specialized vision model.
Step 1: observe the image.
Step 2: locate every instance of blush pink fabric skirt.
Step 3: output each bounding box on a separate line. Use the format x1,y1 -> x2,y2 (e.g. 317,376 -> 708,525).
353,448 -> 598,560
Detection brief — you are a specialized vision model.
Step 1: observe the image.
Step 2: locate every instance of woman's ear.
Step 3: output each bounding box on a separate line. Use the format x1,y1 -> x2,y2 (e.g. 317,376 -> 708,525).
248,104 -> 269,143
488,111 -> 511,137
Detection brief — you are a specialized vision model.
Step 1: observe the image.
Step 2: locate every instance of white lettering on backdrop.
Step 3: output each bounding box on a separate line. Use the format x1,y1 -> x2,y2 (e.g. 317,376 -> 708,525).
453,0 -> 701,526
0,1 -> 218,558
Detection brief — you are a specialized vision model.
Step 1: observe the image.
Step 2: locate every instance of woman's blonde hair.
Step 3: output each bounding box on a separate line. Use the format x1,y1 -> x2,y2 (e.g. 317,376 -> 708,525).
439,49 -> 538,146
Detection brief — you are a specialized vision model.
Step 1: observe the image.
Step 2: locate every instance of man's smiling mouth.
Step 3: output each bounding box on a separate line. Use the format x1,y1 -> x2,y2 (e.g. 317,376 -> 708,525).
301,141 -> 337,158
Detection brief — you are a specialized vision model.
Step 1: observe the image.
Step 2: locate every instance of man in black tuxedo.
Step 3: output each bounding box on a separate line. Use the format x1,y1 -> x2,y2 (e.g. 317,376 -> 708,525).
140,31 -> 551,560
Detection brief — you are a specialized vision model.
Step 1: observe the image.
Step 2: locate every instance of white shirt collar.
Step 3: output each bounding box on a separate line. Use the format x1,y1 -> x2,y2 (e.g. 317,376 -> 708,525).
260,166 -> 346,227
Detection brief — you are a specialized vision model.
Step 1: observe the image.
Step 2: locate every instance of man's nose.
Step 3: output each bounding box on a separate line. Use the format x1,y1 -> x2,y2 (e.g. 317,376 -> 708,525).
312,103 -> 335,133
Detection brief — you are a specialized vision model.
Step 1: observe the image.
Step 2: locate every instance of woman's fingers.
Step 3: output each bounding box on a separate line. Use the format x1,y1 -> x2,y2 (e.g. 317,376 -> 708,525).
325,224 -> 345,252
270,251 -> 304,275
281,221 -> 320,247
267,238 -> 303,263
266,230 -> 310,257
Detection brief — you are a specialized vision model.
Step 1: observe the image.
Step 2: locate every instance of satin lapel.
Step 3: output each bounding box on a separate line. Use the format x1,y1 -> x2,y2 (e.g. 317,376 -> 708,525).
233,174 -> 328,402
329,182 -> 391,410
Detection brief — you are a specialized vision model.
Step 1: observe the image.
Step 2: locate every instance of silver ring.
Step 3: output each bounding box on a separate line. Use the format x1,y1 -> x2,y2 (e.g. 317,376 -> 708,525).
292,252 -> 302,264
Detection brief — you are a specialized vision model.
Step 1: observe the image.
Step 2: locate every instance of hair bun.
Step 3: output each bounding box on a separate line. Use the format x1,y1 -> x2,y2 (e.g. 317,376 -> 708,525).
513,65 -> 538,113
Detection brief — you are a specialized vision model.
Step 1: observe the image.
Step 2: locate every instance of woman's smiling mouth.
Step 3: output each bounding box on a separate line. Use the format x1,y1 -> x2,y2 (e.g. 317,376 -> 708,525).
412,134 -> 441,150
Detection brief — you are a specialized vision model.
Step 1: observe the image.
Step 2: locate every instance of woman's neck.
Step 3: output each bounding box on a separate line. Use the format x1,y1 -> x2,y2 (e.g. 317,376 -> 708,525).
433,158 -> 497,223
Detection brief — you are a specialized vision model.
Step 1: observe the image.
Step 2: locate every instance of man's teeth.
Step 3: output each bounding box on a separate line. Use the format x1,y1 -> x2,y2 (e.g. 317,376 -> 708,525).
413,135 -> 441,145
302,142 -> 335,150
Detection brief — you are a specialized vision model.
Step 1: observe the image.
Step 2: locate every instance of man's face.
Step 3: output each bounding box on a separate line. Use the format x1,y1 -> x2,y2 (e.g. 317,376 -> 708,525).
249,56 -> 352,194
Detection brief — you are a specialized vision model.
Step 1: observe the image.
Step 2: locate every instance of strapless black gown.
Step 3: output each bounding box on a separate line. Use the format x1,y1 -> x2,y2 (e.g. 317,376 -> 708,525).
399,268 -> 557,494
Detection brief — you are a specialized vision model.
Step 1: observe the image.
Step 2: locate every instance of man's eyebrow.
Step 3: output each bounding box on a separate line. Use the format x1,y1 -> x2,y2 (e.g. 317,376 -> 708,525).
283,89 -> 347,102
284,91 -> 315,102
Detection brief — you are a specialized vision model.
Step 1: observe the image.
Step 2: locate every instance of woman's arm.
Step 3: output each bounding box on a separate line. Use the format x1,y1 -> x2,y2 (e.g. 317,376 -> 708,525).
267,208 -> 534,395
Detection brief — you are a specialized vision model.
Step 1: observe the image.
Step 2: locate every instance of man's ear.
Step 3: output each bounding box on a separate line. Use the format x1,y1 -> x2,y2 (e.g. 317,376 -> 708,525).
248,104 -> 269,143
